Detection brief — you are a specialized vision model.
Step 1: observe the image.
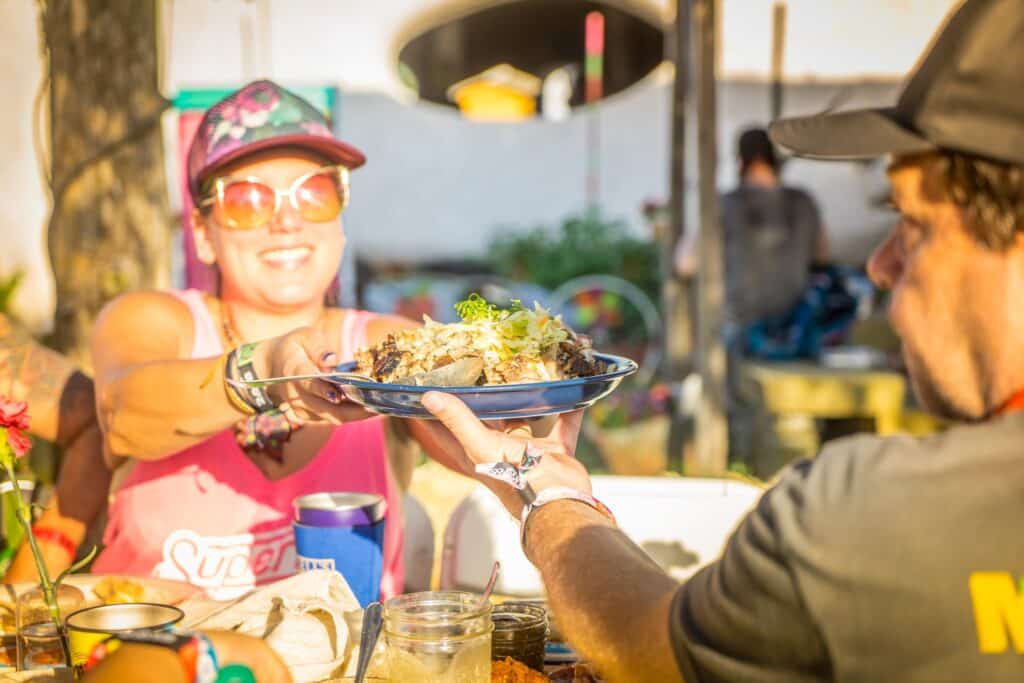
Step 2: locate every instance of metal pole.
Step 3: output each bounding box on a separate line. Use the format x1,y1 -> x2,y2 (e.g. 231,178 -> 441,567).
690,0 -> 728,475
771,1 -> 787,120
585,11 -> 604,211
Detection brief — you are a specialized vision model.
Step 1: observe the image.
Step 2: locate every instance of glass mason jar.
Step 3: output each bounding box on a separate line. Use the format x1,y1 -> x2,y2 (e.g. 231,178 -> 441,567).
384,591 -> 493,683
16,583 -> 85,671
490,602 -> 549,672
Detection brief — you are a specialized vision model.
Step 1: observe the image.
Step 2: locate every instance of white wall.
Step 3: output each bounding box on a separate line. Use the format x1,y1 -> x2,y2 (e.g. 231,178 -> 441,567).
0,1 -> 52,331
165,0 -> 959,93
339,76 -> 899,266
0,0 -> 957,326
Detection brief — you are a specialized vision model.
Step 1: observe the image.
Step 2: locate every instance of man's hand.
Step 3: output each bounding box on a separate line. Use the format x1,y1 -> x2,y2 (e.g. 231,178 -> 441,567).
420,391 -> 591,517
422,391 -> 685,683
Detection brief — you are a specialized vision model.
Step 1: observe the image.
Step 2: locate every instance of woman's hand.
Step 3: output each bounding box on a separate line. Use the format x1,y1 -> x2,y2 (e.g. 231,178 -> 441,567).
420,391 -> 591,518
253,326 -> 370,425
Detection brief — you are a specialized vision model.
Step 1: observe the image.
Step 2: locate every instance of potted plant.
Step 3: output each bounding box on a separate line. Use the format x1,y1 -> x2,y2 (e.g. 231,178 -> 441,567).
585,384 -> 672,476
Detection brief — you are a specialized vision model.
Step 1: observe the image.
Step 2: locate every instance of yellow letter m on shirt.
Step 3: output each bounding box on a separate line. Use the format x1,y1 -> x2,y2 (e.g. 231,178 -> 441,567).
970,572 -> 1024,653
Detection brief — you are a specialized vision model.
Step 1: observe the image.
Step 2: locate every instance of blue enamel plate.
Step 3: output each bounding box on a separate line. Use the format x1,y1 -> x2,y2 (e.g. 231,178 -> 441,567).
327,353 -> 638,420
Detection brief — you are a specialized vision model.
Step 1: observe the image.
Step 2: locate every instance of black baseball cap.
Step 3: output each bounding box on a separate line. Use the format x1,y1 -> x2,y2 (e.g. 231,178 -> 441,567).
769,0 -> 1024,164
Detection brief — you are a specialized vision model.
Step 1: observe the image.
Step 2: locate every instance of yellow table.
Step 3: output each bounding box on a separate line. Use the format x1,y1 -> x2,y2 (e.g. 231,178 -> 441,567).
738,360 -> 908,434
735,360 -> 908,475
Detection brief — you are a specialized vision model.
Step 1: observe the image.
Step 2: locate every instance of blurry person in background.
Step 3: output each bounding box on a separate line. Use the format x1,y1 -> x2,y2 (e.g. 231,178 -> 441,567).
676,127 -> 831,466
0,314 -> 110,581
675,126 -> 830,320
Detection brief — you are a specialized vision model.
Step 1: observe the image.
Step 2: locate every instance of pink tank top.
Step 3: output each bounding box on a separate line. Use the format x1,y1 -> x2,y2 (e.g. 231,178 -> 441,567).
93,290 -> 404,601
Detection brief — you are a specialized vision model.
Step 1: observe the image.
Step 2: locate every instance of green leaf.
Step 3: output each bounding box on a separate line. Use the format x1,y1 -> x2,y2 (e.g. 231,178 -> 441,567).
54,546 -> 98,588
0,270 -> 24,315
454,293 -> 500,322
0,427 -> 12,470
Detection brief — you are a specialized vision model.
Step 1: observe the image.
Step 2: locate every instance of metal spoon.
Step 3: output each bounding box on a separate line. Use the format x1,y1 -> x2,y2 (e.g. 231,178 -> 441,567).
226,356 -> 484,390
354,600 -> 383,683
479,561 -> 501,609
225,371 -> 374,391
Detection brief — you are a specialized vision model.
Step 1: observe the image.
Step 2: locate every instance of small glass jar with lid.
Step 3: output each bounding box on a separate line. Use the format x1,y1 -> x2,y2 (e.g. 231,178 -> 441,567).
490,601 -> 549,672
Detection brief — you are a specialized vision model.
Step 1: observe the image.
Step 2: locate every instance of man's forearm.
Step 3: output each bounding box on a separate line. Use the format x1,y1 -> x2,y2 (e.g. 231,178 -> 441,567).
524,500 -> 685,683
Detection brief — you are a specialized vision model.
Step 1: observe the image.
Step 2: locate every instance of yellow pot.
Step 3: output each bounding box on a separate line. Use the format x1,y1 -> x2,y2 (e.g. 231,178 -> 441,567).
586,415 -> 670,476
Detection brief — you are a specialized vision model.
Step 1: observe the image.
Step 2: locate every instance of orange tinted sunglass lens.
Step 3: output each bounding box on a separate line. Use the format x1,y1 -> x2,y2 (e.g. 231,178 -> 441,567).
295,170 -> 345,222
217,181 -> 276,229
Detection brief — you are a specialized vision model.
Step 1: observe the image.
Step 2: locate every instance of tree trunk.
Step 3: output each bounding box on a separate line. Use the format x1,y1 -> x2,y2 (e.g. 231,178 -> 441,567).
39,0 -> 171,369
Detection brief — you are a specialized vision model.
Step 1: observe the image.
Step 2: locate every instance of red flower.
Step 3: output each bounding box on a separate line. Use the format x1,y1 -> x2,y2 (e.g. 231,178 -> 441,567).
0,399 -> 31,457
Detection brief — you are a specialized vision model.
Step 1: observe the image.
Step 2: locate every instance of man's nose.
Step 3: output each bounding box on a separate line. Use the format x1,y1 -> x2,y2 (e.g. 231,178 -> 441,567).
867,225 -> 903,290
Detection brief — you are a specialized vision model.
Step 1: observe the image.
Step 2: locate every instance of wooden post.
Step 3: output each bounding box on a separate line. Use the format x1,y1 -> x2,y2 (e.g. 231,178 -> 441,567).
771,1 -> 787,120
39,0 -> 172,368
689,0 -> 728,475
664,0 -> 695,470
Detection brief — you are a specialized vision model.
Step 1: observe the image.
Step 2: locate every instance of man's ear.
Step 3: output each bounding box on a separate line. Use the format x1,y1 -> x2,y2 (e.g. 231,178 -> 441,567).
192,208 -> 217,266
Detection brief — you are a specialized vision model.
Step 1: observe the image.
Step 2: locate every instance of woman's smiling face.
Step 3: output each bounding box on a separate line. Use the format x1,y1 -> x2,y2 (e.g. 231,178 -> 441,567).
193,148 -> 346,311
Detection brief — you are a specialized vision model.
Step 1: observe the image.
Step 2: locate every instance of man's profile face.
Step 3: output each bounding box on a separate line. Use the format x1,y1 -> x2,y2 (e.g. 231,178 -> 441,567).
867,154 -> 1024,420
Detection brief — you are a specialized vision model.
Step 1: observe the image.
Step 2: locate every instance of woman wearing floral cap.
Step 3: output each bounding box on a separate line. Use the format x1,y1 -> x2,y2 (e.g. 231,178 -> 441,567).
89,80 -> 450,600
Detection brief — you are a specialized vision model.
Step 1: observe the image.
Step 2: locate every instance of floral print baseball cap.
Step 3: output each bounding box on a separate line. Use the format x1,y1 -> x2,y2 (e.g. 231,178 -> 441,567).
187,79 -> 366,202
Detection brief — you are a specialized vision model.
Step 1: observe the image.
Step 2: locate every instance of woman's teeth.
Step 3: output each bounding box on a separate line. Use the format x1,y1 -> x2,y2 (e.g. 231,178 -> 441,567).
261,246 -> 312,267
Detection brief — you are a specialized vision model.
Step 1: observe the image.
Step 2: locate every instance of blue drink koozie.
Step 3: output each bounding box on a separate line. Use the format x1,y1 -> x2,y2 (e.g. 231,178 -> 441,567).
293,492 -> 386,606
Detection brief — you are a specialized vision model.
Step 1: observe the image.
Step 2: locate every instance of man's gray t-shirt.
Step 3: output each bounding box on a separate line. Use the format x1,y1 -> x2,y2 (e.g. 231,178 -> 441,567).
670,413 -> 1024,682
721,185 -> 823,327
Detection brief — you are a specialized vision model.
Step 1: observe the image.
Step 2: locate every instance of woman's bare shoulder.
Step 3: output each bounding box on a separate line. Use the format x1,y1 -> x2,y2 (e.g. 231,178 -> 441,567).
92,290 -> 196,363
97,290 -> 193,325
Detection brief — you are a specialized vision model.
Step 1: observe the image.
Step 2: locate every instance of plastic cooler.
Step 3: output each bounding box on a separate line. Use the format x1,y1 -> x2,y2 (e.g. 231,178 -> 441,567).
440,476 -> 763,597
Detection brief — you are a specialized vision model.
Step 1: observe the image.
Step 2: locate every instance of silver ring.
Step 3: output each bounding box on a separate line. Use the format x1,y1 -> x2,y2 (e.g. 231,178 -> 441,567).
474,444 -> 546,490
475,461 -> 526,489
518,444 -> 543,474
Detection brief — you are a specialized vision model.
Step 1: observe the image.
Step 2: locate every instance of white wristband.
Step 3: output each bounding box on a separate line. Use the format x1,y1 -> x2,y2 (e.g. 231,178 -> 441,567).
519,486 -> 614,550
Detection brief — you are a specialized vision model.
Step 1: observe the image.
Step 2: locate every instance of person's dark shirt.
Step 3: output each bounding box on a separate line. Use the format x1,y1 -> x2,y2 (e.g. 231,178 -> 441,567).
721,185 -> 823,327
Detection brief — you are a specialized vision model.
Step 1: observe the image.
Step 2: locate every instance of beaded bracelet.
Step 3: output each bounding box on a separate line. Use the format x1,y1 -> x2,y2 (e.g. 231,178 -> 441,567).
84,630 -> 219,683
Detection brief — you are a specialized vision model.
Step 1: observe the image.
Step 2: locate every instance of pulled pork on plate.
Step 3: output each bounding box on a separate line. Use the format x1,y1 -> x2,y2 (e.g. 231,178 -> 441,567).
356,295 -> 606,386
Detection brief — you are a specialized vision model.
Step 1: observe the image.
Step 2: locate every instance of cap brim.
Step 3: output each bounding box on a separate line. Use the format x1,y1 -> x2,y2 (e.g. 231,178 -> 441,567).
191,134 -> 366,202
769,107 -> 936,161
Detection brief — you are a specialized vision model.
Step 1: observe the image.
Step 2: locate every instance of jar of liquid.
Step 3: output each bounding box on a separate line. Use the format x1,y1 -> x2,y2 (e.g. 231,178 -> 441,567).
491,602 -> 549,672
384,591 -> 492,683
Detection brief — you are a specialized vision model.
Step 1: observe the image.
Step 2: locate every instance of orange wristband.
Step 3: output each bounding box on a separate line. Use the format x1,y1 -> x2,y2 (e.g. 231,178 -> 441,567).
31,526 -> 77,559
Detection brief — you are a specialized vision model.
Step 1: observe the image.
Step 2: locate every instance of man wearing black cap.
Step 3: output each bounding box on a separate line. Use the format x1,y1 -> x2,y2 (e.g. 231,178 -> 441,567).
420,1 -> 1024,681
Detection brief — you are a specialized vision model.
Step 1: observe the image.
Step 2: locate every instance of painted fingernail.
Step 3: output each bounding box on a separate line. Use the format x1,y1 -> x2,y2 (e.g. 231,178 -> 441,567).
326,389 -> 341,404
320,351 -> 338,366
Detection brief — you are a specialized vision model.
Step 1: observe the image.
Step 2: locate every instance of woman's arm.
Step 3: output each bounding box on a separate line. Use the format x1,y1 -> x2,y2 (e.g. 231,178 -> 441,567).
93,292 -> 363,461
81,630 -> 292,683
91,291 -> 247,460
